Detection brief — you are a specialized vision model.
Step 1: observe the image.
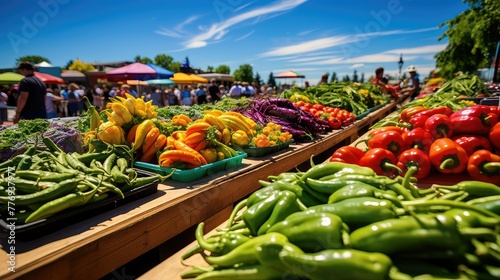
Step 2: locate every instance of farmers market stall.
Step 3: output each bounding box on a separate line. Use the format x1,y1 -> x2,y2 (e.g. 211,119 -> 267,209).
0,99 -> 403,280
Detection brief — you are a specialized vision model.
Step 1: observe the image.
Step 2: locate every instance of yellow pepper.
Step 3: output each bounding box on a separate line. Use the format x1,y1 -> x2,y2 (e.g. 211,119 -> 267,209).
111,103 -> 133,124
133,119 -> 155,150
97,121 -> 125,145
231,130 -> 249,146
200,148 -> 218,164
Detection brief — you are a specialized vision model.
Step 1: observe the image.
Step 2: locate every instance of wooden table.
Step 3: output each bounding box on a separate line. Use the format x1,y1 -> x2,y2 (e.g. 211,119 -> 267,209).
0,100 -> 402,280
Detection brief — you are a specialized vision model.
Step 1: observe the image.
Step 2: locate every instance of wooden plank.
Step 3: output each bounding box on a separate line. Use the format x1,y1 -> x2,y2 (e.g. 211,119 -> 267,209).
0,100 -> 402,280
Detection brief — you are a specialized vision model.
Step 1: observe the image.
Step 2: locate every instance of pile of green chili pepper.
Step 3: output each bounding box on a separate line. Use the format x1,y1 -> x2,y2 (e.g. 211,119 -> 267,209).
0,138 -> 171,224
181,161 -> 500,279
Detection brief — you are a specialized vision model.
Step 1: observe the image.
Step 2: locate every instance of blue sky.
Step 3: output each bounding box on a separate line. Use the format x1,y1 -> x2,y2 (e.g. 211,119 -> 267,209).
1,0 -> 468,84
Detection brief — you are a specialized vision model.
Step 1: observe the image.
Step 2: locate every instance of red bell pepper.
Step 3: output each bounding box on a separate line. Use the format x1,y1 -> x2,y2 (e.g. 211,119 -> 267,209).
467,150 -> 500,184
489,106 -> 500,117
358,148 -> 402,176
424,114 -> 453,139
367,131 -> 405,156
490,122 -> 500,150
397,148 -> 432,179
429,138 -> 468,174
401,128 -> 433,154
452,135 -> 492,156
409,115 -> 429,130
367,126 -> 408,138
412,106 -> 454,118
450,105 -> 498,135
329,146 -> 364,164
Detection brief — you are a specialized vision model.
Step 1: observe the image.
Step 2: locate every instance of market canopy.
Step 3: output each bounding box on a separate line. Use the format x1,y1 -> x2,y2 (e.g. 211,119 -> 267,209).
275,70 -> 305,79
169,72 -> 206,84
61,70 -> 86,83
0,72 -> 24,84
198,73 -> 233,82
35,61 -> 53,67
105,62 -> 174,81
34,71 -> 65,84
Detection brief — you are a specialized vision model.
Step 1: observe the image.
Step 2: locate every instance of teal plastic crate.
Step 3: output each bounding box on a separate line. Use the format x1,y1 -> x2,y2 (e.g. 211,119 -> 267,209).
243,139 -> 294,157
134,152 -> 247,182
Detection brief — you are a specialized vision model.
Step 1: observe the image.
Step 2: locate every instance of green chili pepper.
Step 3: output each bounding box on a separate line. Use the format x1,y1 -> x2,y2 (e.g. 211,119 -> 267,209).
75,151 -> 112,165
402,199 -> 500,218
188,264 -> 285,280
204,232 -> 290,267
42,136 -> 63,153
300,162 -> 375,183
279,249 -> 403,280
103,153 -> 118,174
195,222 -> 250,256
305,177 -> 386,195
248,180 -> 303,206
23,145 -> 37,156
434,181 -> 500,197
15,170 -> 78,182
116,157 -> 129,173
0,178 -> 56,194
308,197 -> 405,230
443,208 -> 499,228
25,186 -> 99,223
87,193 -> 109,204
243,190 -> 302,236
0,154 -> 32,170
0,178 -> 81,206
267,211 -> 350,252
57,151 -> 69,167
470,199 -> 500,215
110,165 -> 130,185
16,156 -> 32,171
350,213 -> 467,255
327,183 -> 399,204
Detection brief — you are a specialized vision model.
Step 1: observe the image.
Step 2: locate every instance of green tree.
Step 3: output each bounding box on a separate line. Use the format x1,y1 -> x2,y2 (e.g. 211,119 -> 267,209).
233,64 -> 253,82
68,59 -> 96,73
352,70 -> 359,83
342,75 -> 351,82
330,72 -> 337,83
254,72 -> 263,85
154,54 -> 175,70
435,0 -> 500,78
215,65 -> 230,74
134,55 -> 153,64
206,65 -> 214,73
360,73 -> 365,83
15,55 -> 50,66
267,72 -> 276,87
63,59 -> 74,70
170,62 -> 181,73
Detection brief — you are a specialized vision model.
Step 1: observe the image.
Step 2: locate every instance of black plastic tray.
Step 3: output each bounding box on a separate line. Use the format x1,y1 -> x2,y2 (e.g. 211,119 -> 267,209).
0,169 -> 160,241
243,140 -> 294,157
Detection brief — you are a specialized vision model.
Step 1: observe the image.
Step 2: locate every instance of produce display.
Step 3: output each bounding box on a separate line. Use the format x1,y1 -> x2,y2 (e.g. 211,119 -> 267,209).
0,138 -> 168,225
180,162 -> 500,279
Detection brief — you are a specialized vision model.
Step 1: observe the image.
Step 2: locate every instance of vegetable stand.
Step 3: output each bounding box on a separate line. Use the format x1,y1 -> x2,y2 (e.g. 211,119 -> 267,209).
0,100 -> 403,280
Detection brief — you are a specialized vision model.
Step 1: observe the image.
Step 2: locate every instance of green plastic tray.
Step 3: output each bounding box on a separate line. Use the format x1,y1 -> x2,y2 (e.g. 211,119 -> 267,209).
243,139 -> 294,157
134,152 -> 247,182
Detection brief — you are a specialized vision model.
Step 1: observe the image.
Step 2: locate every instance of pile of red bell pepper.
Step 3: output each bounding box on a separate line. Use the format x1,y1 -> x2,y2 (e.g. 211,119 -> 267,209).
330,104 -> 500,184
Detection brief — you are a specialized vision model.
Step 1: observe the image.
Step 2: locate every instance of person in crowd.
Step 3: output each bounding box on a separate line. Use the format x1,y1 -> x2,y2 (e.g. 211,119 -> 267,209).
196,84 -> 207,104
318,73 -> 329,85
371,67 -> 398,98
228,81 -> 242,99
0,87 -> 8,125
93,84 -> 103,110
304,81 -> 310,89
147,88 -> 163,106
129,86 -> 138,98
102,85 -> 111,109
45,88 -> 64,119
242,82 -> 256,97
400,65 -> 420,100
166,88 -> 179,106
76,85 -> 89,113
208,79 -> 221,103
6,85 -> 18,106
219,85 -> 227,98
251,82 -> 261,95
180,85 -> 193,106
13,62 -> 47,123
67,83 -> 80,116
119,84 -> 130,97
109,86 -> 117,98
189,85 -> 197,104
172,85 -> 181,105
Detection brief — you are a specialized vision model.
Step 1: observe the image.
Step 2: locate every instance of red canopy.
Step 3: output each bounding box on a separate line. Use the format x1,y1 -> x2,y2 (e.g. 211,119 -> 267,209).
275,70 -> 305,79
34,71 -> 65,84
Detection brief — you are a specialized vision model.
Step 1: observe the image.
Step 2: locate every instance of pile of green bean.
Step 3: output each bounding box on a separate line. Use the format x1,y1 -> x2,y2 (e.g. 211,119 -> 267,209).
181,162 -> 500,280
0,137 -> 170,224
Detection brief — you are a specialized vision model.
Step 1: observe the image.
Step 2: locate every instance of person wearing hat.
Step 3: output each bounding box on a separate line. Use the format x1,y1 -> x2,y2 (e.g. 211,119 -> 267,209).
13,61 -> 47,123
400,65 -> 420,100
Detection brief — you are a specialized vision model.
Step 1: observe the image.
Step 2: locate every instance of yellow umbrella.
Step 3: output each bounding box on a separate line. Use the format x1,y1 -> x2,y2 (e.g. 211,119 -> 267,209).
127,80 -> 149,85
169,73 -> 196,84
190,74 -> 208,83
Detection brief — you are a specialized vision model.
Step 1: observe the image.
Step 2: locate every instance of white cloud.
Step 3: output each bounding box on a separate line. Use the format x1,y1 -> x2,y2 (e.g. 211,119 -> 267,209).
186,41 -> 207,49
297,29 -> 317,36
183,0 -> 307,49
349,63 -> 364,69
235,31 -> 255,41
156,15 -> 202,38
385,43 -> 447,55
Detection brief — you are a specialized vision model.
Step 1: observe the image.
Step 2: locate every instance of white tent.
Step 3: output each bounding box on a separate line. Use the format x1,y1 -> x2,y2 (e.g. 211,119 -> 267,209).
35,61 -> 53,67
